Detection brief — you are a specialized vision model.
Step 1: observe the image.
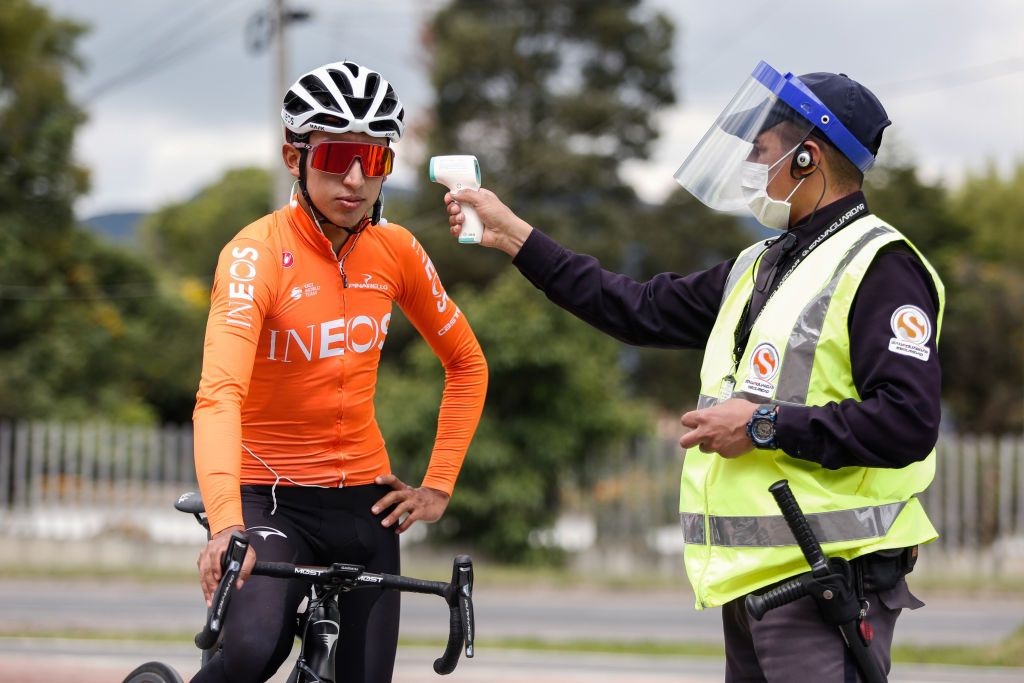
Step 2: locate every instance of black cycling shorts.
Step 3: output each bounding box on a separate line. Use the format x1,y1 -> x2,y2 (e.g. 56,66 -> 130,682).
190,483 -> 401,683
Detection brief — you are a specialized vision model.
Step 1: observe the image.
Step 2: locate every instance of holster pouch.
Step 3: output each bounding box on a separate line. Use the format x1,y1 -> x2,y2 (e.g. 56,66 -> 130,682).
858,545 -> 918,593
799,557 -> 861,626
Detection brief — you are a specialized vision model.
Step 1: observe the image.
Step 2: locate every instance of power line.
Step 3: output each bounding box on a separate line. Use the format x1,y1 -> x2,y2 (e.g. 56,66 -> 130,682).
687,54 -> 1024,105
872,55 -> 1024,98
0,283 -> 164,301
85,0 -> 199,66
81,0 -> 248,103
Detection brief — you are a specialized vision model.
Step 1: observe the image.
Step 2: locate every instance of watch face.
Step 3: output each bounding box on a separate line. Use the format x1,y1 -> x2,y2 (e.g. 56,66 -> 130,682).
753,420 -> 775,441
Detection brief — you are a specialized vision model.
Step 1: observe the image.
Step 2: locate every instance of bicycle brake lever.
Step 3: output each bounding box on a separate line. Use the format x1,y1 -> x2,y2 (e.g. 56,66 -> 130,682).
195,531 -> 249,649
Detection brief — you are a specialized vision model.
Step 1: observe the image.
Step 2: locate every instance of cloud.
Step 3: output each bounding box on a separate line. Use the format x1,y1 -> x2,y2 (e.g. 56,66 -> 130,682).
39,0 -> 1024,216
76,110 -> 274,214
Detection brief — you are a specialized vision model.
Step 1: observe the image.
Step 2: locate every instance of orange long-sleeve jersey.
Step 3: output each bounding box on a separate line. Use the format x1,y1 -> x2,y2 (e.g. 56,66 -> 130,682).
193,200 -> 488,535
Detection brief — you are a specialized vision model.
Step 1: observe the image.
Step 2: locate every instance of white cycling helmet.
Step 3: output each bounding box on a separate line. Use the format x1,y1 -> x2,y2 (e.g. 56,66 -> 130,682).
281,60 -> 405,141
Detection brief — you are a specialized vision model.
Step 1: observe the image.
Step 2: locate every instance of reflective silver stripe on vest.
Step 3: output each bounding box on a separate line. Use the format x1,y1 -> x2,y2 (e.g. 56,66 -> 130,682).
774,225 -> 895,404
697,393 -> 800,410
721,244 -> 766,306
697,394 -> 719,410
679,499 -> 908,547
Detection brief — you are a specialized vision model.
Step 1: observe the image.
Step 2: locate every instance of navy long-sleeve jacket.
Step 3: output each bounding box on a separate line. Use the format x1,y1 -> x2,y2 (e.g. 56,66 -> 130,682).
512,192 -> 942,470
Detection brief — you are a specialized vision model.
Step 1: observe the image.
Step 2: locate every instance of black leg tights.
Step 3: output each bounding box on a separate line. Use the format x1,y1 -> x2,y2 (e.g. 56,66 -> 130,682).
189,484 -> 401,683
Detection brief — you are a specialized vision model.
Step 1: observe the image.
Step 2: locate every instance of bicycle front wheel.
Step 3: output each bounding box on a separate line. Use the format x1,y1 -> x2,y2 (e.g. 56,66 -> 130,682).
122,661 -> 184,683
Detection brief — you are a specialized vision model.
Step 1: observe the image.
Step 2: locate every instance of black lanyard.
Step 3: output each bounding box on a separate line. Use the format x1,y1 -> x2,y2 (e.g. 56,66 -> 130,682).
731,201 -> 868,364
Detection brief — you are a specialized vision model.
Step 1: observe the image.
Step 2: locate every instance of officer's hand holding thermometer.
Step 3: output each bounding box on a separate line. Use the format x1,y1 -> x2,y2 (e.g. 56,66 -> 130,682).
435,160 -> 534,256
431,156 -> 484,243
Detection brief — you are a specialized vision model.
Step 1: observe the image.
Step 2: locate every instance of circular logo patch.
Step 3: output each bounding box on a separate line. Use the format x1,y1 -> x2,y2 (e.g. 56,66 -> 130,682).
749,342 -> 781,381
282,251 -> 294,268
890,305 -> 930,345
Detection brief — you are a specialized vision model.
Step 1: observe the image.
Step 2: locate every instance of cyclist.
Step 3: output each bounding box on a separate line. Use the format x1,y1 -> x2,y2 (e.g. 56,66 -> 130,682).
190,60 -> 488,683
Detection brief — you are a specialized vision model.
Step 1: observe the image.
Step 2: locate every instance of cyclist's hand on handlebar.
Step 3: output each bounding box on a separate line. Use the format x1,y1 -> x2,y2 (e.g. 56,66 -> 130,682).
372,474 -> 450,534
197,525 -> 256,607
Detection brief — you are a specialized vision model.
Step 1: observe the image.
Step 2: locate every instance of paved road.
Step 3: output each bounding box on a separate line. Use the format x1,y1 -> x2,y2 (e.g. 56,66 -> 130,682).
0,578 -> 1021,647
3,638 -> 1024,683
1,578 -> 1023,682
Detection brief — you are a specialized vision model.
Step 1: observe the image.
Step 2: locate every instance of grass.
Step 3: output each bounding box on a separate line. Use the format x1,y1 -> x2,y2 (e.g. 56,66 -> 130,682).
0,557 -> 692,592
892,624 -> 1024,668
3,627 -> 1022,668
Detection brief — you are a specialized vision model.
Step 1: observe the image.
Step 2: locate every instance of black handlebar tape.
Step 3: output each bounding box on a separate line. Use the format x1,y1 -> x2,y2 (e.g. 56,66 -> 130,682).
380,573 -> 448,596
744,577 -> 807,621
195,532 -> 249,650
194,623 -> 218,650
433,555 -> 474,674
252,561 -> 309,579
768,480 -> 829,577
433,602 -> 464,674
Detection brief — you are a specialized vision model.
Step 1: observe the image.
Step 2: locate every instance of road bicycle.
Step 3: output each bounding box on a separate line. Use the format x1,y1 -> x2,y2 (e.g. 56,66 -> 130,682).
122,490 -> 475,683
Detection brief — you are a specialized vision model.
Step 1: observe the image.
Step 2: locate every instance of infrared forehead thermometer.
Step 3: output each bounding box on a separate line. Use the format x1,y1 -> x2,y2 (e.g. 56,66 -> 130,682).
429,155 -> 483,244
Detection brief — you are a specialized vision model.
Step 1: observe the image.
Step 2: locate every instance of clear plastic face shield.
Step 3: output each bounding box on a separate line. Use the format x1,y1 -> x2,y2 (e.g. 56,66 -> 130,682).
674,62 -> 875,228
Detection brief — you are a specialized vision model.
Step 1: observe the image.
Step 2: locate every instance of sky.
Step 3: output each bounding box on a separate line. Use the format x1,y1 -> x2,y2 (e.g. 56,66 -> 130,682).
36,0 -> 1024,218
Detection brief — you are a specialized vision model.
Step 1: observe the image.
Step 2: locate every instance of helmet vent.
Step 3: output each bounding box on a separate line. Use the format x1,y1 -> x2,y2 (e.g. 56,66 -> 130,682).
369,120 -> 399,135
365,73 -> 381,97
342,61 -> 360,78
377,85 -> 397,115
309,113 -> 350,130
345,95 -> 374,120
327,69 -> 354,97
283,90 -> 313,116
299,75 -> 341,112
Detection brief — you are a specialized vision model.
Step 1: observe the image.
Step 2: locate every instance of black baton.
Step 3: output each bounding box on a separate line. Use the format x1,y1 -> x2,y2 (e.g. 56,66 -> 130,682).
764,480 -> 888,683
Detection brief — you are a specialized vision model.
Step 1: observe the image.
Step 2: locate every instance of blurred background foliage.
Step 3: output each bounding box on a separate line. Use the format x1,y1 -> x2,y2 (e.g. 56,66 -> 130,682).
1,0 -> 1021,559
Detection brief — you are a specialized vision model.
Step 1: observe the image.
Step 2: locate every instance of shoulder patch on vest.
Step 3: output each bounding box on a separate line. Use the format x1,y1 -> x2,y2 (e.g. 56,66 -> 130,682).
888,305 -> 931,361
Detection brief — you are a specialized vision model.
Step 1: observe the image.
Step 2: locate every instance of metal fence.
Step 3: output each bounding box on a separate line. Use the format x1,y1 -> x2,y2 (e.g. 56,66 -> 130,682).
1,421 -> 1022,570
572,431 -> 1024,572
0,420 -> 196,512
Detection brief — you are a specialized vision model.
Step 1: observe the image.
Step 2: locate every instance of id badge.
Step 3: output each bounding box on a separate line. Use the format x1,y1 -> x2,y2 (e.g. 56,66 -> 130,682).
718,375 -> 736,401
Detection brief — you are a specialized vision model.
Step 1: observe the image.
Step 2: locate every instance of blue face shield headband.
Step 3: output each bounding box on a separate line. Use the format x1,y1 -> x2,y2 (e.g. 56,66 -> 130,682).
751,61 -> 876,173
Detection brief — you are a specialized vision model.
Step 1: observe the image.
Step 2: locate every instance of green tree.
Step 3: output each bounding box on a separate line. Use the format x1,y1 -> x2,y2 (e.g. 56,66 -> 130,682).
132,167 -> 276,422
394,0 -> 677,288
141,167 -> 272,278
0,0 -> 87,226
376,271 -> 648,560
949,161 -> 1024,265
943,162 -> 1024,432
626,188 -> 754,410
0,0 -> 202,423
867,158 -> 1024,433
384,0 -> 750,412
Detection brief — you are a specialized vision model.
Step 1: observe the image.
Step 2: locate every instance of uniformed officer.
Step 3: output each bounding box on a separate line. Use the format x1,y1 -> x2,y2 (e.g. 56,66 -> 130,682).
444,62 -> 943,681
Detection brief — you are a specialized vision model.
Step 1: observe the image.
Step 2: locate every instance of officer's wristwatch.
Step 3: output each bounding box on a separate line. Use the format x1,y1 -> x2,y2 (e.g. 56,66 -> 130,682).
746,405 -> 779,450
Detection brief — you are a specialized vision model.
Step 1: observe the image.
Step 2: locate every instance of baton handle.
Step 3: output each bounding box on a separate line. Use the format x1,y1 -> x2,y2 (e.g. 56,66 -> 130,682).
744,577 -> 807,621
768,480 -> 829,577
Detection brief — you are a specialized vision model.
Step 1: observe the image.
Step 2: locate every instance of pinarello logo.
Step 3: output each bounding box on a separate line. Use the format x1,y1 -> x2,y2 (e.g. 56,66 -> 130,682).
282,251 -> 294,268
749,342 -> 781,381
890,305 -> 930,345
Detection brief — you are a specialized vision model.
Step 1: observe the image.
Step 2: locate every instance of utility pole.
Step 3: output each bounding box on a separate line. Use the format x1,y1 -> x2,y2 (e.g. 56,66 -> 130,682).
246,1 -> 311,207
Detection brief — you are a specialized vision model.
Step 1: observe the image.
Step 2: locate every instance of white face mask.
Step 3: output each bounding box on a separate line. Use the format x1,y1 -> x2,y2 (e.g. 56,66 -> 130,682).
740,144 -> 806,230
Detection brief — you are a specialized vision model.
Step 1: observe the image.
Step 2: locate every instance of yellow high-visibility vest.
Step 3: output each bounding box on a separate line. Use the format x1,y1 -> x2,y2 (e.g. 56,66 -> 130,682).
680,215 -> 946,609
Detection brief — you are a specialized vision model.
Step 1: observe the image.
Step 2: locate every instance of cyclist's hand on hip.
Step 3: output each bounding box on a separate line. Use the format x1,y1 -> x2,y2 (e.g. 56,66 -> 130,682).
444,188 -> 534,257
372,474 -> 450,534
197,525 -> 257,607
